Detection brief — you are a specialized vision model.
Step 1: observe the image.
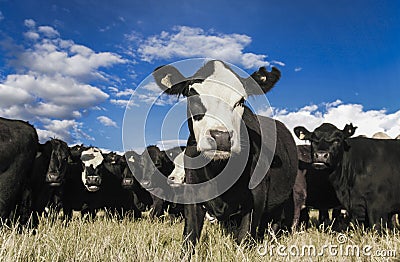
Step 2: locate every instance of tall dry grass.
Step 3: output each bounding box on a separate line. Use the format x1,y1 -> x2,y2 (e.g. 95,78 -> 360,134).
0,211 -> 399,261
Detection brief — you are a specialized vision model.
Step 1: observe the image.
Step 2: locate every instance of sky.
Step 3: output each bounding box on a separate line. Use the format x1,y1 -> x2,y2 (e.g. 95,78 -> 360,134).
0,0 -> 399,152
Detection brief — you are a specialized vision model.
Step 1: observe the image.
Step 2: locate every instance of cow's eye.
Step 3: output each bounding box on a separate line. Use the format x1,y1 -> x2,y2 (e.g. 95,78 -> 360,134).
234,97 -> 245,108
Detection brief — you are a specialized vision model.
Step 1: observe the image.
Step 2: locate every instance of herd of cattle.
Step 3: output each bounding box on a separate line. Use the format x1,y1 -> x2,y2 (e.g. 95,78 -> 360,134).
1,60 -> 400,253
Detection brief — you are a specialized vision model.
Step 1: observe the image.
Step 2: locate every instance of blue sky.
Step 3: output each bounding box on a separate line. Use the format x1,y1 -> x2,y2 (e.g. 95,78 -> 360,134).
1,0 -> 399,152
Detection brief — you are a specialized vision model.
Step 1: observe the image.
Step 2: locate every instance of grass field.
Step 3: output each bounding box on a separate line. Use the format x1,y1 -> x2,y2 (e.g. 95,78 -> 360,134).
0,211 -> 399,261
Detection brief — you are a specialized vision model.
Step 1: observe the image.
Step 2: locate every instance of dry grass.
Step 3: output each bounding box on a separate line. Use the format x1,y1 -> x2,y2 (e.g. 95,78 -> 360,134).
0,211 -> 399,261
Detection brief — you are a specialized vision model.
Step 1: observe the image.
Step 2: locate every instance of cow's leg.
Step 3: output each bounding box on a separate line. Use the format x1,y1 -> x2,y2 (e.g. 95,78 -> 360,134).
318,208 -> 330,226
182,204 -> 205,256
291,169 -> 307,231
368,208 -> 389,232
149,195 -> 165,219
251,182 -> 267,241
236,211 -> 253,245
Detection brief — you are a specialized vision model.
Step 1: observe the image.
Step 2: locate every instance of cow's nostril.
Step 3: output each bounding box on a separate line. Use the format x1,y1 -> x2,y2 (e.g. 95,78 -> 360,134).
323,153 -> 329,159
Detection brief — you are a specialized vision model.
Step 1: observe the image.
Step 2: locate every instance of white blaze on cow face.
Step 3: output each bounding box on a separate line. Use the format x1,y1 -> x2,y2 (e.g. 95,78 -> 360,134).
81,147 -> 104,192
189,61 -> 246,159
167,151 -> 185,187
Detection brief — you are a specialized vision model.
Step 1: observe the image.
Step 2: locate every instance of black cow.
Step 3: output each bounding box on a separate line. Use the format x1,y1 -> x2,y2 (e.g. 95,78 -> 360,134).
295,144 -> 345,228
140,146 -> 184,219
123,150 -> 153,213
153,60 -> 297,252
294,123 -> 400,230
0,117 -> 38,226
31,138 -> 71,224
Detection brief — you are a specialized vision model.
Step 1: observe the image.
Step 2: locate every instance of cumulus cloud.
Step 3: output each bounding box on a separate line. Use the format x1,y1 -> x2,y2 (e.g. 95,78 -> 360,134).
36,119 -> 93,142
259,100 -> 400,144
132,26 -> 283,69
0,19 -> 126,143
97,115 -> 118,128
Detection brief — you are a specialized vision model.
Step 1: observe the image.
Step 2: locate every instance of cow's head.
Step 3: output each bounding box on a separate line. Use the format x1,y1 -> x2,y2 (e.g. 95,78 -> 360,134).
47,139 -> 71,186
102,152 -> 126,180
43,139 -> 72,186
153,60 -> 280,160
122,150 -> 141,189
140,145 -> 167,189
294,123 -> 357,170
167,151 -> 185,187
80,147 -> 104,192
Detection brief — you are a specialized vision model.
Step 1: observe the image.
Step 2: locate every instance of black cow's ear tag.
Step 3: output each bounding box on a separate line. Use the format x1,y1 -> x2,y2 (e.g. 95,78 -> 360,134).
298,131 -> 306,140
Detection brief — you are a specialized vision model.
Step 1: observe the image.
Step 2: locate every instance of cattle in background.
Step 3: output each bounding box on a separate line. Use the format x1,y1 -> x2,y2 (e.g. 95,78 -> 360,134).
372,132 -> 392,139
31,139 -> 71,224
140,145 -> 184,219
64,148 -> 140,219
295,145 -> 346,228
0,117 -> 38,227
294,123 -> 400,230
123,150 -> 153,213
153,60 -> 297,251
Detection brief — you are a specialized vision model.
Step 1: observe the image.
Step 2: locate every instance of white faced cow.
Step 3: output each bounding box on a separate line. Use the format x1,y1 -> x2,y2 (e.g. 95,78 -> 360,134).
153,60 -> 298,253
80,147 -> 104,192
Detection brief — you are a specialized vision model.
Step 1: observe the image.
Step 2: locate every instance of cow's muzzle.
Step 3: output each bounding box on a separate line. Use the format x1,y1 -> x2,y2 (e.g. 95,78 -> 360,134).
209,130 -> 232,152
46,172 -> 63,186
121,178 -> 134,189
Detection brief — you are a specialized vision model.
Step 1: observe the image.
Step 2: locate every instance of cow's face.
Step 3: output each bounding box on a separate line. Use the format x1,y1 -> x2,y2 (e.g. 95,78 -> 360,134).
81,147 -> 104,192
294,123 -> 357,170
103,152 -> 126,179
45,139 -> 71,186
122,151 -> 141,189
153,60 -> 280,160
167,151 -> 185,187
140,146 -> 166,188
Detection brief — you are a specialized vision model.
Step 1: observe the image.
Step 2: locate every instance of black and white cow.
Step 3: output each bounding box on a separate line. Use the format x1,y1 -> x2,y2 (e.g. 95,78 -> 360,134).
31,138 -> 71,223
0,117 -> 38,226
153,60 -> 297,251
294,123 -> 400,230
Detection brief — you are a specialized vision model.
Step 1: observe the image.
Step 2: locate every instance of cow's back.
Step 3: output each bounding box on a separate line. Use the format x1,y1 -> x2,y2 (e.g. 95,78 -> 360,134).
0,117 -> 38,221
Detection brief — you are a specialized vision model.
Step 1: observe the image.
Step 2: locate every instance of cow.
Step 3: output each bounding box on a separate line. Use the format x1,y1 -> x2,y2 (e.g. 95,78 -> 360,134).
140,145 -> 184,219
295,145 -> 346,229
122,150 -> 153,214
30,138 -> 71,224
294,123 -> 400,231
372,132 -> 392,139
152,60 -> 297,252
0,117 -> 38,227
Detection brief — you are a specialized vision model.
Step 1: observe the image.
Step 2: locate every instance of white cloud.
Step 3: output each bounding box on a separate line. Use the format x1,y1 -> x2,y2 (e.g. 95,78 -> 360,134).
294,67 -> 303,72
37,119 -> 93,142
0,19 -> 126,143
38,26 -> 60,38
97,115 -> 118,128
133,26 -> 283,69
259,100 -> 400,144
24,19 -> 36,28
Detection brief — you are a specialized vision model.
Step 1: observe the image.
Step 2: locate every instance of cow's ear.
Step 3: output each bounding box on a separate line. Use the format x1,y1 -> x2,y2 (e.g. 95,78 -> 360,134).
294,126 -> 312,140
244,67 -> 281,96
342,123 -> 357,138
152,65 -> 190,96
